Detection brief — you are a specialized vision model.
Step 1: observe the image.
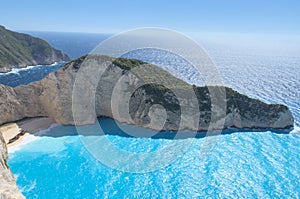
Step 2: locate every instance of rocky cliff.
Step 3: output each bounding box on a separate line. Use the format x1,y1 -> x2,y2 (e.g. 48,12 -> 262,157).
0,133 -> 24,198
0,25 -> 70,72
0,54 -> 294,132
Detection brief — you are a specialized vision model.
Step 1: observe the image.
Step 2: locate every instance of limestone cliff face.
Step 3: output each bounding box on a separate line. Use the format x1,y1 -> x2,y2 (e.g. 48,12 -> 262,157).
0,133 -> 24,198
0,55 -> 294,132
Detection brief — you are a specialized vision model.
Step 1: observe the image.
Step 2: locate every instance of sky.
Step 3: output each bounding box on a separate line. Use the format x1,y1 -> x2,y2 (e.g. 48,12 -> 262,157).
1,0 -> 300,35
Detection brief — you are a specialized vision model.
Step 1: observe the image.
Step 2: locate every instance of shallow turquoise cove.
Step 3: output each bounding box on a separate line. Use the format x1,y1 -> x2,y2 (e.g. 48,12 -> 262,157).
8,119 -> 300,198
2,38 -> 300,198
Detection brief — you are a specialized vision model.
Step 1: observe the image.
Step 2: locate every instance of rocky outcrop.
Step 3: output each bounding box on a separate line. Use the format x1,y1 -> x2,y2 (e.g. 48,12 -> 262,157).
0,132 -> 24,198
0,25 -> 70,72
0,55 -> 294,132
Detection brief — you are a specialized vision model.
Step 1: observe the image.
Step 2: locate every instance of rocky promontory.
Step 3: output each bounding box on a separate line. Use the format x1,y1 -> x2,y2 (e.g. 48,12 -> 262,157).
0,25 -> 70,72
0,55 -> 294,132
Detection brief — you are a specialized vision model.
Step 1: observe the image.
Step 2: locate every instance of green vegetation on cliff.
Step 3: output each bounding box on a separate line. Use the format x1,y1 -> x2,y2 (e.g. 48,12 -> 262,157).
0,53 -> 293,130
63,54 -> 293,130
0,25 -> 70,72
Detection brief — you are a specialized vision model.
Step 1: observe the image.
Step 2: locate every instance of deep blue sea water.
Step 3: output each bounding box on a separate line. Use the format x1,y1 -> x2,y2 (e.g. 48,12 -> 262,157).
24,31 -> 110,59
2,32 -> 300,198
0,62 -> 65,87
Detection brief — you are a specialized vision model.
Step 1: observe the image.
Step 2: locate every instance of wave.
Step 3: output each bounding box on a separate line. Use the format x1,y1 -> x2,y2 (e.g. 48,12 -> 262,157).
290,125 -> 300,134
20,179 -> 36,193
0,62 -> 62,76
8,135 -> 40,153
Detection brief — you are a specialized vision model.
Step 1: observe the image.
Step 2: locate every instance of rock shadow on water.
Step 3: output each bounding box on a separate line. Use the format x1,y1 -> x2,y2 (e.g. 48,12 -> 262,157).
32,117 -> 293,140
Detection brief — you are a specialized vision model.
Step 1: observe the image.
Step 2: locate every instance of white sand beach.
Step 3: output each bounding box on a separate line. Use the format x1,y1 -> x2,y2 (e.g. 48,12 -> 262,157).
0,117 -> 55,147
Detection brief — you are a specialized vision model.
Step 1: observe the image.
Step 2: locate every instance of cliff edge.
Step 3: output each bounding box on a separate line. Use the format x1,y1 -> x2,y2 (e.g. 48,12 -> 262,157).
0,132 -> 24,198
0,55 -> 294,131
0,25 -> 70,72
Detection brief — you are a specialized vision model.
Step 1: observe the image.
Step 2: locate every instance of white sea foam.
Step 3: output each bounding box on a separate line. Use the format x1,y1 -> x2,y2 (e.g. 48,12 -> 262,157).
0,62 -> 62,75
13,173 -> 19,181
0,65 -> 36,75
8,135 -> 40,153
5,39 -> 300,198
8,122 -> 60,153
290,125 -> 300,134
20,179 -> 36,193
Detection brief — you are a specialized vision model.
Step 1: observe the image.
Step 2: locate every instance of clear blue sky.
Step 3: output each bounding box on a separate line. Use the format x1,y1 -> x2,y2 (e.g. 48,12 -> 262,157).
1,0 -> 299,34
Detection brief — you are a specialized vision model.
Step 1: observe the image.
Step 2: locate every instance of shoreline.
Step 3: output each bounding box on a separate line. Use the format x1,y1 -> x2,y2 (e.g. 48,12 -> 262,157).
0,117 -> 56,147
0,61 -> 66,74
8,132 -> 30,147
0,116 -> 296,148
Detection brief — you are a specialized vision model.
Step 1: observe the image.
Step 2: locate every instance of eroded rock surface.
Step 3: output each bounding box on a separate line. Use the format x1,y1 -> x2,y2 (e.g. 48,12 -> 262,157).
0,55 -> 294,131
0,133 -> 24,199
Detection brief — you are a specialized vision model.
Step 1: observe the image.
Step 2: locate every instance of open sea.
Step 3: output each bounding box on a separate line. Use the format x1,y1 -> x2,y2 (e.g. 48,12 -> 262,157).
2,32 -> 300,198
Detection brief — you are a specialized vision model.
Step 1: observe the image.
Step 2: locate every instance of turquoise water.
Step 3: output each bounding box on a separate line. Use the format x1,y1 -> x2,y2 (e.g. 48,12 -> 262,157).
8,119 -> 300,198
2,33 -> 299,198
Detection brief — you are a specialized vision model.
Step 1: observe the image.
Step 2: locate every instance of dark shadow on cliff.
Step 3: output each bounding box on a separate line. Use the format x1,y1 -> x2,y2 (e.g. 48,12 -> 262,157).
30,117 -> 292,140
